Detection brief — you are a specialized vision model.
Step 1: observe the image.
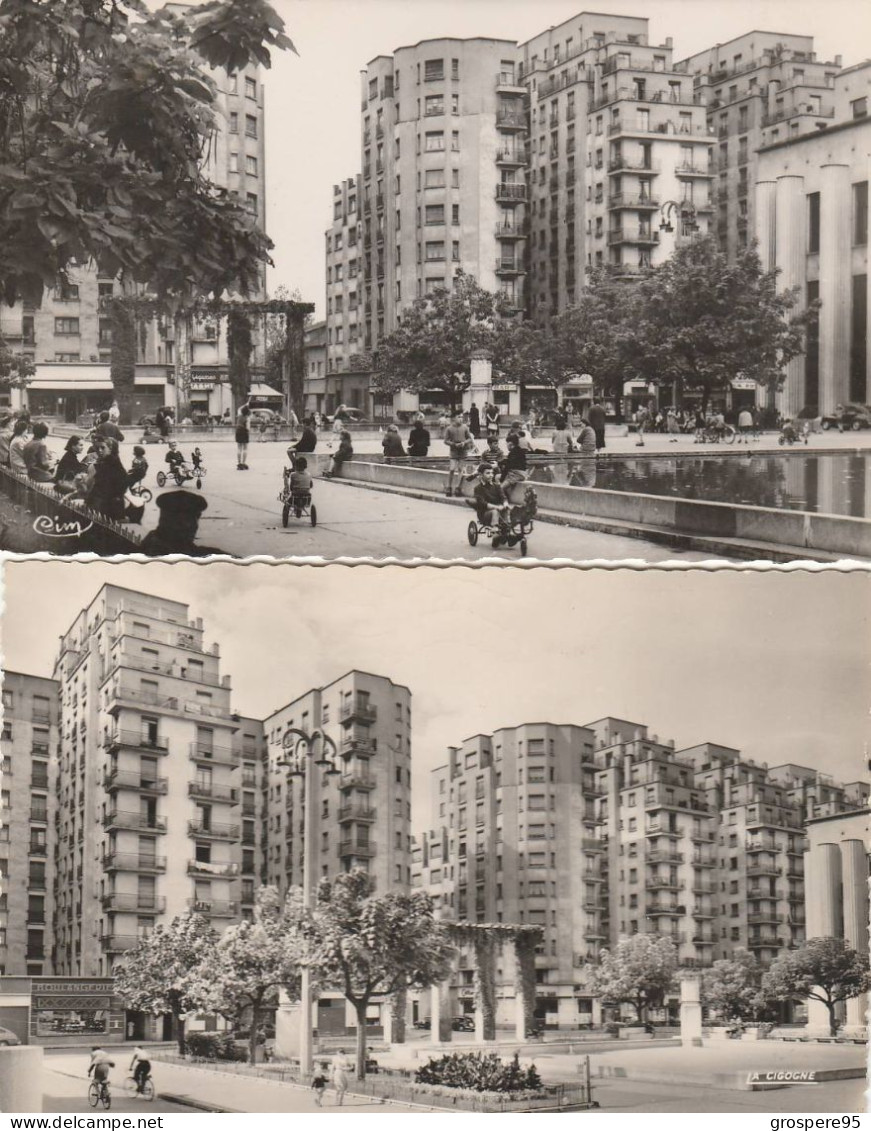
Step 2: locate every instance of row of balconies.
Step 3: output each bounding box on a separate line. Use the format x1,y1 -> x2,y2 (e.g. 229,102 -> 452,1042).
608,118 -> 714,138
108,685 -> 236,724
607,228 -> 660,246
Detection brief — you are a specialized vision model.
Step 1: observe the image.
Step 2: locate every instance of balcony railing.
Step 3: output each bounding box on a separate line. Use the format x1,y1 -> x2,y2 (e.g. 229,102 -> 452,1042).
496,148 -> 526,166
748,913 -> 784,925
188,899 -> 239,917
103,853 -> 166,872
30,808 -> 49,822
104,769 -> 168,794
106,731 -> 169,754
647,878 -> 681,890
338,805 -> 376,822
339,700 -> 377,723
188,781 -> 238,803
102,893 -> 166,913
748,935 -> 782,947
647,901 -> 683,915
103,810 -> 167,833
339,839 -> 375,857
647,850 -> 683,864
608,158 -> 660,174
495,183 -> 527,202
189,742 -> 239,767
608,192 -> 660,210
340,772 -> 376,790
187,860 -> 240,877
188,820 -> 239,840
496,111 -> 526,129
495,258 -> 524,274
747,864 -> 781,878
100,935 -> 140,953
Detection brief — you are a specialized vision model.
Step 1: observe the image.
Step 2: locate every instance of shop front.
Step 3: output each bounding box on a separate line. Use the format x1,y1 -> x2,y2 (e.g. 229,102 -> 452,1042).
22,364 -> 168,424
0,976 -> 126,1047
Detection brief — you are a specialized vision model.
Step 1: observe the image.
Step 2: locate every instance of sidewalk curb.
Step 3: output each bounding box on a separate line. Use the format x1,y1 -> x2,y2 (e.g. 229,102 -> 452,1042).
158,1093 -> 239,1113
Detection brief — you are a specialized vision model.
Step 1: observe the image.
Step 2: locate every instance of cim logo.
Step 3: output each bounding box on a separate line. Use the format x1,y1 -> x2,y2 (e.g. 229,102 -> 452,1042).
33,514 -> 94,538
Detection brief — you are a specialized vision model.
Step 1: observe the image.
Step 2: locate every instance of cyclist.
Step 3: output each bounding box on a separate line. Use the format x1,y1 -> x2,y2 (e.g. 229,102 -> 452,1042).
88,1046 -> 114,1097
130,1045 -> 151,1095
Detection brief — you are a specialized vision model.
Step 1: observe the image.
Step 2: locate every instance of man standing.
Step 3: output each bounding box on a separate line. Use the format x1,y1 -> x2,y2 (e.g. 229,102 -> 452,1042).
587,399 -> 606,451
737,405 -> 754,443
468,402 -> 480,439
635,404 -> 650,447
443,413 -> 474,497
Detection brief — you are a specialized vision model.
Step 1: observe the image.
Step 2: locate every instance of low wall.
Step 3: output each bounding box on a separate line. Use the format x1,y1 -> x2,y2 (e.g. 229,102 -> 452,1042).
0,468 -> 143,554
0,1046 -> 43,1112
335,461 -> 871,558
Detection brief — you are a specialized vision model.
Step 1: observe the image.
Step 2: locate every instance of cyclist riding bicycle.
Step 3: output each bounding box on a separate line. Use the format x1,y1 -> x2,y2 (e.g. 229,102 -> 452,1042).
88,1046 -> 115,1089
130,1045 -> 152,1094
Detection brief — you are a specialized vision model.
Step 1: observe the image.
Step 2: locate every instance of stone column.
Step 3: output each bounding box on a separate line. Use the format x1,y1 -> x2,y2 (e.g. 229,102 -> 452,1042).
513,932 -> 538,1040
804,842 -> 843,1034
463,349 -> 493,415
774,175 -> 806,417
473,933 -> 497,1042
755,179 -> 777,272
384,985 -> 407,1045
274,986 -> 301,1059
679,976 -> 703,1047
431,979 -> 452,1044
0,1047 -> 43,1112
818,164 -> 852,414
840,840 -> 869,1032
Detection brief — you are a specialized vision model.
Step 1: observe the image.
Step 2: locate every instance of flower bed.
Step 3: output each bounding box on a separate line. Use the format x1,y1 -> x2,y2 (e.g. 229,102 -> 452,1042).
415,1050 -> 542,1094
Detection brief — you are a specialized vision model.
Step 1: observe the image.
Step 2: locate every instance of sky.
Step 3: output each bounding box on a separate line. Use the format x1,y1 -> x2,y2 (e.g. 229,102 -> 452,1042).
3,560 -> 868,830
256,0 -> 871,316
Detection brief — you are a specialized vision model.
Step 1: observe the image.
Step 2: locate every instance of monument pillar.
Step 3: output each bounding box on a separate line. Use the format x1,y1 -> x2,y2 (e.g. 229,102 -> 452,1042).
680,976 -> 703,1047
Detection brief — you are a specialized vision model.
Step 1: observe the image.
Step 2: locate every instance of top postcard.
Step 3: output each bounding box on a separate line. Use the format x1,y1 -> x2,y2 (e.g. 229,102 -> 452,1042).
1,0 -> 869,563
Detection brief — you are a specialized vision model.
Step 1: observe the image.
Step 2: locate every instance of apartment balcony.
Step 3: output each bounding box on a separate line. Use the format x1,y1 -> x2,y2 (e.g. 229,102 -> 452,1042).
340,771 -> 376,790
339,839 -> 375,858
103,810 -> 167,834
608,118 -> 713,139
786,890 -> 805,903
340,733 -> 376,755
748,935 -> 782,949
30,807 -> 49,822
339,700 -> 377,724
100,935 -> 140,953
584,926 -> 608,940
188,899 -> 239,917
647,850 -> 683,865
608,192 -> 660,210
103,769 -> 168,794
689,830 -> 716,843
675,162 -> 711,177
241,771 -> 257,788
691,905 -> 715,918
692,932 -> 715,944
188,781 -> 238,803
103,853 -> 166,873
786,866 -> 804,880
338,804 -> 376,823
29,843 -> 48,857
496,147 -> 526,167
647,878 -> 682,892
692,854 -> 716,867
189,742 -> 239,767
495,258 -> 525,276
748,913 -> 785,926
785,840 -> 809,855
646,901 -> 684,915
495,222 -> 524,239
496,110 -> 526,130
103,651 -> 224,688
188,819 -> 239,840
747,864 -> 781,878
692,882 -> 716,895
187,860 -> 240,877
746,841 -> 779,853
101,893 -> 166,914
645,824 -> 681,838
496,72 -> 525,93
25,946 -> 46,959
495,183 -> 527,203
108,686 -> 236,724
105,731 -> 170,756
608,158 -> 659,175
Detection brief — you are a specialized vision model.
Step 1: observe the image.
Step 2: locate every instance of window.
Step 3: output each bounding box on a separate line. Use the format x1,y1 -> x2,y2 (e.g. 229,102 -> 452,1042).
229,152 -> 239,172
229,112 -> 238,134
54,318 -> 79,335
246,192 -> 258,214
854,181 -> 868,246
808,192 -> 820,254
425,131 -> 444,151
246,155 -> 258,176
245,115 -> 257,138
228,73 -> 238,93
425,204 -> 445,225
245,76 -> 257,100
425,95 -> 444,116
53,283 -> 79,301
851,97 -> 868,120
424,168 -> 445,188
424,59 -> 444,82
425,241 -> 445,261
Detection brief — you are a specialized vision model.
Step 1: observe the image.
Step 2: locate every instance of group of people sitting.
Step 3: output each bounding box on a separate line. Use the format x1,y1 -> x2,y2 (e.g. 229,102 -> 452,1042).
0,414 -> 150,523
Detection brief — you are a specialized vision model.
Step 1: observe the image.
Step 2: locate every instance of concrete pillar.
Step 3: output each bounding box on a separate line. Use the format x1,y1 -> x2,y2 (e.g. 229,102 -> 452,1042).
0,1047 -> 43,1112
513,934 -> 538,1040
463,350 -> 493,414
473,935 -> 497,1042
431,980 -> 452,1044
840,840 -> 869,1032
774,175 -> 806,417
805,842 -> 843,1034
680,976 -> 703,1047
818,164 -> 852,414
384,986 -> 407,1045
274,987 -> 301,1059
755,180 -> 777,272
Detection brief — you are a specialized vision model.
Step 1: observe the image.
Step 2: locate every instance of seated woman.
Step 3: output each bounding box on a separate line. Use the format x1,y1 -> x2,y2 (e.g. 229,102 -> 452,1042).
381,423 -> 406,460
473,465 -> 509,528
8,419 -> 30,473
23,421 -> 55,483
499,433 -> 528,495
288,420 -> 318,454
84,437 -> 128,521
55,436 -> 86,496
323,430 -> 353,478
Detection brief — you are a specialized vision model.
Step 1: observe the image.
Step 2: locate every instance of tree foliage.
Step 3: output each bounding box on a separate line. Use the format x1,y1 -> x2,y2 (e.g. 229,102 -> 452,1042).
587,934 -> 678,1021
372,272 -> 519,411
297,870 -> 455,1079
761,937 -> 871,1036
0,345 -> 35,390
112,913 -> 217,1054
701,949 -> 776,1022
0,0 -> 293,307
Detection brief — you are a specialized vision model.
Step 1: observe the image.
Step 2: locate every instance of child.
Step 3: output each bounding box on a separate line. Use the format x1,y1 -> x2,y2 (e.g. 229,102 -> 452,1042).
128,446 -> 149,490
289,457 -> 313,504
165,440 -> 189,480
312,1062 -> 329,1107
191,447 -> 204,473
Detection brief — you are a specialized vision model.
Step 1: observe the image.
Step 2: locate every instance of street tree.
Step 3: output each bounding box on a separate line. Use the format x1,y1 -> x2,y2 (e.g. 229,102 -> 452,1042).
263,285 -> 311,417
588,934 -> 678,1022
112,913 -> 217,1054
761,937 -> 871,1037
206,888 -> 304,1065
0,347 -> 35,401
372,272 -> 518,413
622,238 -> 816,411
701,949 -> 775,1022
300,870 -> 455,1079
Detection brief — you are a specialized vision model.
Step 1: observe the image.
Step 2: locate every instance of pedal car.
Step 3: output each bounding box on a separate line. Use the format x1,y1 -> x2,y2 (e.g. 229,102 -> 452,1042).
156,447 -> 206,489
279,466 -> 317,527
465,483 -> 537,556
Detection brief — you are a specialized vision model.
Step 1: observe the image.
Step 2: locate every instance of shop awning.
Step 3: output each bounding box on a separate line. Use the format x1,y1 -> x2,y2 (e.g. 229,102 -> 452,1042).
249,382 -> 282,398
31,364 -> 112,391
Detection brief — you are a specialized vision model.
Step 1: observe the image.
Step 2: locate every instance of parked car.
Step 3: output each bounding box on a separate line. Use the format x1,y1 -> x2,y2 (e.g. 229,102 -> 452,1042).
451,1015 -> 475,1032
247,407 -> 285,425
327,405 -> 365,424
413,1018 -> 431,1029
137,413 -> 158,427
820,404 -> 871,431
0,1025 -> 21,1046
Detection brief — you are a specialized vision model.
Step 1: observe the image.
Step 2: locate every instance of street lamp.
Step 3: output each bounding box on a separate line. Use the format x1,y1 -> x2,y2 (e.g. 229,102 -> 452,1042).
658,199 -> 699,237
275,726 -> 339,1079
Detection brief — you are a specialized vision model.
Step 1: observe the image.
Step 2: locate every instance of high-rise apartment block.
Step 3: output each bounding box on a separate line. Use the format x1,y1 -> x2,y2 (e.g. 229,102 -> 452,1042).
324,175 -> 371,411
414,714 -> 866,1028
0,673 -> 60,976
1,35 -> 267,424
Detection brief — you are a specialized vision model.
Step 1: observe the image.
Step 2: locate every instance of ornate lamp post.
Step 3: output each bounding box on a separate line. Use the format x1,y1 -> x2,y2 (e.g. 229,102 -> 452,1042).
275,726 -> 339,1078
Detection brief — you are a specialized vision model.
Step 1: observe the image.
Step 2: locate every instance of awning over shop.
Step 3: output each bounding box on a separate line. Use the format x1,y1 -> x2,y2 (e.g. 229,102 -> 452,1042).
249,382 -> 281,398
31,364 -> 111,391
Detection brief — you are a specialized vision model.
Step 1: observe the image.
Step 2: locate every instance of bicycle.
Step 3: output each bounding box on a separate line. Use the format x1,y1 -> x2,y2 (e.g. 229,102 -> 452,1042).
88,1078 -> 112,1109
124,1073 -> 155,1101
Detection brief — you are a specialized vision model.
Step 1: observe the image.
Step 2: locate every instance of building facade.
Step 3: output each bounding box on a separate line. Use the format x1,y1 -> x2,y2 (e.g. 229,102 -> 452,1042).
0,47 -> 268,424
0,673 -> 60,976
324,176 -> 373,415
754,62 -> 870,416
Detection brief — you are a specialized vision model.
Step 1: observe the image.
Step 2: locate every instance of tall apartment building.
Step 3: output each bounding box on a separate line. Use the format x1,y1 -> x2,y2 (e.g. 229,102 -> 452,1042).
51,585 -> 242,976
415,714 -> 867,1028
0,673 -> 60,976
677,34 -> 843,261
324,176 -> 371,413
262,672 -> 413,897
0,36 -> 267,423
520,14 -> 713,318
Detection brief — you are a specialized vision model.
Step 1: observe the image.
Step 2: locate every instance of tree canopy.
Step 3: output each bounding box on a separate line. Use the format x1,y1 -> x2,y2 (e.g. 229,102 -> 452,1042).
701,949 -> 775,1022
0,0 -> 293,309
372,272 -> 519,411
761,937 -> 871,1037
587,934 -> 678,1021
112,913 -> 217,1054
